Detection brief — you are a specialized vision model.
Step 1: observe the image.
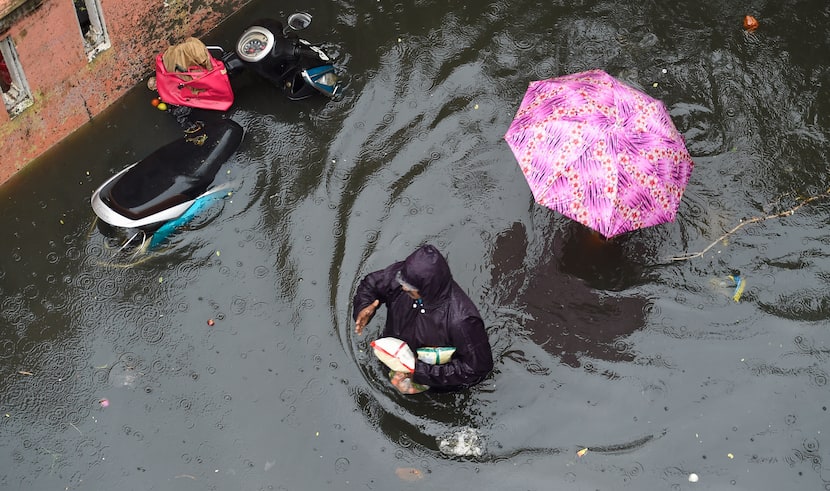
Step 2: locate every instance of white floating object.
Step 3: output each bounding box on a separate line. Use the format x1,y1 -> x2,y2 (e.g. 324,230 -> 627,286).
688,473 -> 699,483
371,337 -> 415,373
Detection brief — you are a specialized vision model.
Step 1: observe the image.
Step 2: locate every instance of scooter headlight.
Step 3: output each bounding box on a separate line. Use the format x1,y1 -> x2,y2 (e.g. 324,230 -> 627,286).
318,72 -> 338,89
300,65 -> 340,97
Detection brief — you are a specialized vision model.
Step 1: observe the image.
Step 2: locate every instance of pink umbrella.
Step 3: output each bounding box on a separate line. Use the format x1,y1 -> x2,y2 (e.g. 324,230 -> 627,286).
504,69 -> 694,238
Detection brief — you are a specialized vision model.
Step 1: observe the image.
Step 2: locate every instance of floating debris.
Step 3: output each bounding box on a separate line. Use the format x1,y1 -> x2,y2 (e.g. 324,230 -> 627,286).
743,15 -> 759,32
577,448 -> 588,457
710,274 -> 746,302
395,467 -> 424,481
99,398 -> 110,408
728,274 -> 745,302
689,473 -> 699,483
438,427 -> 484,457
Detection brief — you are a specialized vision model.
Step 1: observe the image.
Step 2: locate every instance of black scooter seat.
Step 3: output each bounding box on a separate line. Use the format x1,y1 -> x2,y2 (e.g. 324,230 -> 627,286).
99,120 -> 244,221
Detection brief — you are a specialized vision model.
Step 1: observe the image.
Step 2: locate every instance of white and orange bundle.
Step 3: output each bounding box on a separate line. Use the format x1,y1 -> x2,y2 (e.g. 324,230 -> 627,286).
371,337 -> 416,373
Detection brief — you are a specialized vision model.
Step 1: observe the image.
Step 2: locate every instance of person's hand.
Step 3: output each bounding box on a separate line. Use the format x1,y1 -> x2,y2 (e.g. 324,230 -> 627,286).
355,299 -> 380,335
390,371 -> 422,394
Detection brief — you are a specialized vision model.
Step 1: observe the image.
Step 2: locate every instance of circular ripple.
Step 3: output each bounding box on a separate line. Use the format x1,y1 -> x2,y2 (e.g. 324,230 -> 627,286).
334,457 -> 350,473
0,338 -> 16,359
95,277 -> 119,299
485,1 -> 505,19
65,246 -> 81,260
47,351 -> 77,383
140,322 -> 164,344
279,388 -> 296,404
811,370 -> 828,387
75,439 -> 101,459
382,113 -> 394,125
75,273 -> 95,290
306,335 -> 321,349
231,297 -> 247,315
627,462 -> 644,479
47,405 -> 69,427
22,284 -> 39,300
176,261 -> 201,281
793,335 -> 806,346
151,359 -> 166,373
86,243 -> 105,258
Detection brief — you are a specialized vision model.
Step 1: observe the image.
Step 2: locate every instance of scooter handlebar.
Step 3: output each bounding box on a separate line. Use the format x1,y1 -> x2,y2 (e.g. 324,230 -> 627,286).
293,44 -> 324,62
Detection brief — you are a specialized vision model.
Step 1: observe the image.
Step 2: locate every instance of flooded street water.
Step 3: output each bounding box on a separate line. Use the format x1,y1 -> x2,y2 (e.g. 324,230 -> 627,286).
2,0 -> 829,489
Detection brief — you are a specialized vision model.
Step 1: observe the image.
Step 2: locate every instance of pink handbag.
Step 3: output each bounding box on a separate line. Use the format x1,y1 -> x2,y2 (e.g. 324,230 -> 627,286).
154,52 -> 234,111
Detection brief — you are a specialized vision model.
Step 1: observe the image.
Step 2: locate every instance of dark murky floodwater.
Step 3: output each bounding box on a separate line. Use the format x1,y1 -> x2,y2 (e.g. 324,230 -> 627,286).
2,1 -> 829,489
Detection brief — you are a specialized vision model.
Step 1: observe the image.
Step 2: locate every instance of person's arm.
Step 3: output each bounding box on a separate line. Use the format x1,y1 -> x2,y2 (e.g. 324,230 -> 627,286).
412,315 -> 493,388
352,261 -> 404,334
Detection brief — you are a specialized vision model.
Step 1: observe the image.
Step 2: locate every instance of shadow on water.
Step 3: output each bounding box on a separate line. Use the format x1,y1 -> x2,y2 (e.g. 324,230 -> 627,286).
490,220 -> 650,369
1,0 -> 830,489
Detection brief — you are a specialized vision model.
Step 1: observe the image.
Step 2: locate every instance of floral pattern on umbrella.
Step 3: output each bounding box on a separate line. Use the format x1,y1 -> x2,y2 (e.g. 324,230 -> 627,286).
504,69 -> 694,238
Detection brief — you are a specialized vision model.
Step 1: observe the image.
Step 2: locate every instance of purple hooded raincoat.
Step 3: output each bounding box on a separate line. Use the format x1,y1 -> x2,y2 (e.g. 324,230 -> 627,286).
352,245 -> 493,390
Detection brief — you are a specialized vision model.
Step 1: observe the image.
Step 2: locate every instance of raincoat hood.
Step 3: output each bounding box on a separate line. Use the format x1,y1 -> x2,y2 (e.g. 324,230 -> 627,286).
399,244 -> 452,302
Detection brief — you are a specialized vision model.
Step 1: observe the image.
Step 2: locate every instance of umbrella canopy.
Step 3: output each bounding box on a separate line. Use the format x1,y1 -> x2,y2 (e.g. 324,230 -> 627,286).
504,69 -> 694,238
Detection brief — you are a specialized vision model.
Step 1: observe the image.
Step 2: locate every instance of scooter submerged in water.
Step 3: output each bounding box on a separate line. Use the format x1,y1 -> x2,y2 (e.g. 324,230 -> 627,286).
219,13 -> 341,100
90,119 -> 244,253
91,13 -> 342,255
155,12 -> 340,114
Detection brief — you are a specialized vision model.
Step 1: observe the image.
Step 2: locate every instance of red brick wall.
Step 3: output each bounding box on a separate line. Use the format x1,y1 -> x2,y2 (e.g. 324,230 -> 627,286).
0,0 -> 250,184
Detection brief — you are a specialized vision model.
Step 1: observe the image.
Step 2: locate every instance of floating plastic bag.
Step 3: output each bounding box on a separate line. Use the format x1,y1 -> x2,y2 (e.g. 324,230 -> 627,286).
371,337 -> 415,373
416,346 -> 456,365
728,274 -> 745,302
709,274 -> 746,303
438,426 -> 485,457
